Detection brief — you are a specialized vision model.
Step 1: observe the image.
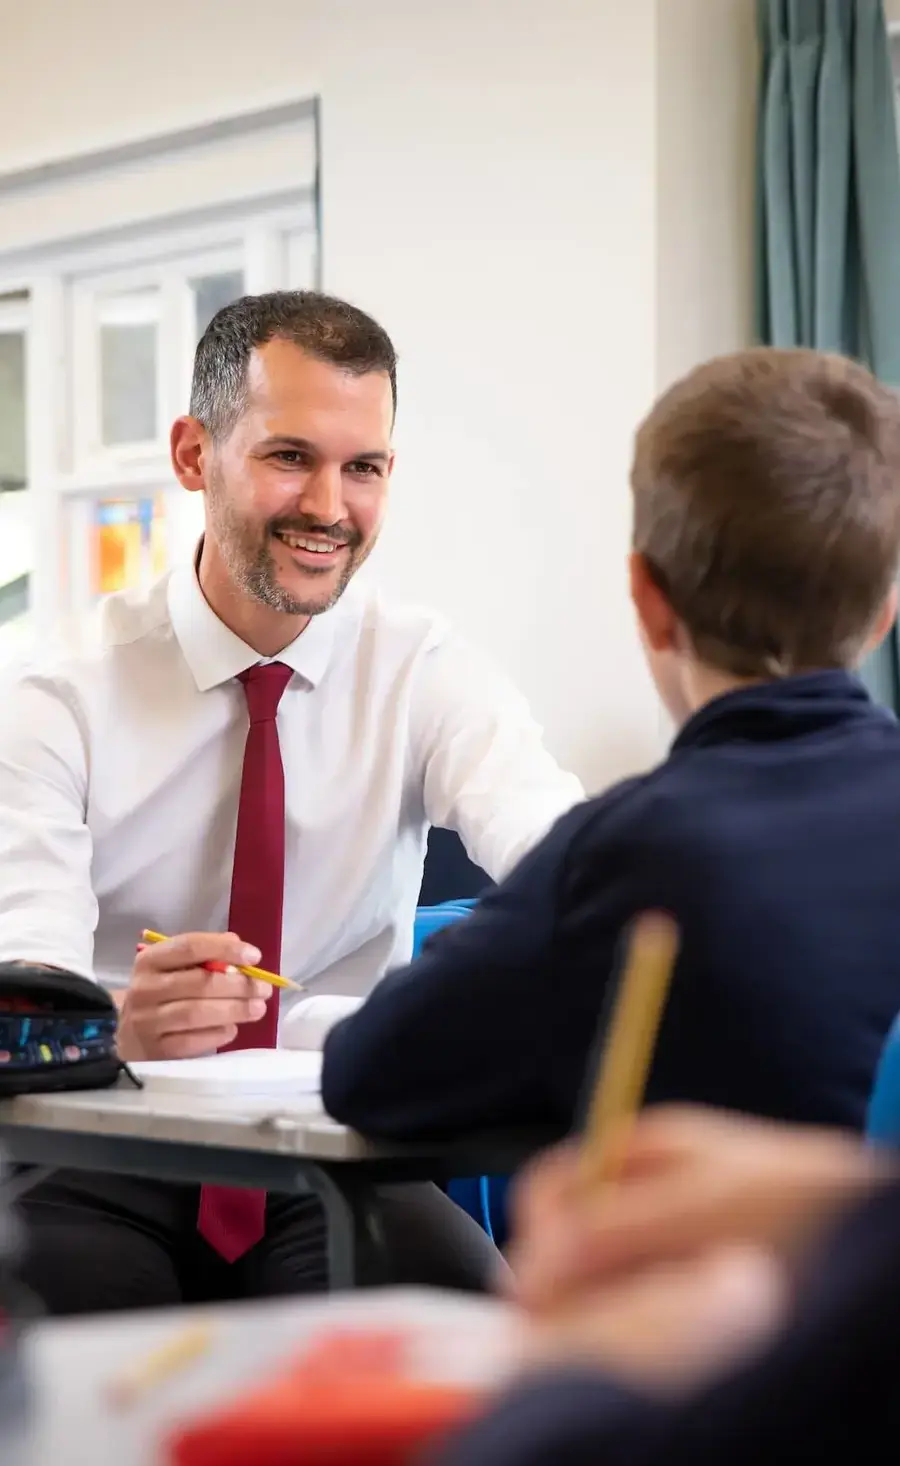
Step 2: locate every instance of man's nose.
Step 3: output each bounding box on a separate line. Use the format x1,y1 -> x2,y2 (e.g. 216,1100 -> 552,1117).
298,464 -> 347,527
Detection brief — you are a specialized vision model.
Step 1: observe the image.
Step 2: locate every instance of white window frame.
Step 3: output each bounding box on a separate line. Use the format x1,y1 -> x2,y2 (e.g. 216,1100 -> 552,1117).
0,293 -> 29,335
71,263 -> 171,474
0,101 -> 320,641
68,241 -> 258,477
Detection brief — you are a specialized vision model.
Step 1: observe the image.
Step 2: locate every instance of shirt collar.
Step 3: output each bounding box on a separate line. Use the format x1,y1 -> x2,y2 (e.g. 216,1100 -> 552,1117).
167,551 -> 339,693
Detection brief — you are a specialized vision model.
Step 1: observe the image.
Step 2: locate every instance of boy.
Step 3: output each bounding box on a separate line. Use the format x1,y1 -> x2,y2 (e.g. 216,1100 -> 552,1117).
322,349 -> 900,1140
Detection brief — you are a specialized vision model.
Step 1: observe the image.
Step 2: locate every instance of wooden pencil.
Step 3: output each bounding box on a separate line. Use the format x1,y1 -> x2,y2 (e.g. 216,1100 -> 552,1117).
140,930 -> 303,991
105,1322 -> 215,1408
579,911 -> 679,1186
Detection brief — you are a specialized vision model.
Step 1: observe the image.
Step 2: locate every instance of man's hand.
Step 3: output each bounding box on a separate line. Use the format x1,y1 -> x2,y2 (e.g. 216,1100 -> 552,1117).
116,931 -> 272,1061
507,1106 -> 890,1314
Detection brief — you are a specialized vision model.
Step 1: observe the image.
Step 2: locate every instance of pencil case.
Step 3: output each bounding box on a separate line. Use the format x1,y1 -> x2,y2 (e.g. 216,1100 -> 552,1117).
166,1329 -> 486,1466
0,962 -> 125,1096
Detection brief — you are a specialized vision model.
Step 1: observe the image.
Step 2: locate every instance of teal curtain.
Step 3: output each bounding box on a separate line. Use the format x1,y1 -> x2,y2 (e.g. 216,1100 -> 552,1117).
757,0 -> 900,709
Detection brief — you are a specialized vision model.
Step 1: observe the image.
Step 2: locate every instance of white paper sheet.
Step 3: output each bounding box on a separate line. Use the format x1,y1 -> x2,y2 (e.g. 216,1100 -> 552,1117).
130,1048 -> 322,1097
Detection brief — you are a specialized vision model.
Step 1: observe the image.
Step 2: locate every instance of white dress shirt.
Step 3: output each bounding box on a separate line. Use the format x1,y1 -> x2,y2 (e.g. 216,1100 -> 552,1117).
0,561 -> 583,1035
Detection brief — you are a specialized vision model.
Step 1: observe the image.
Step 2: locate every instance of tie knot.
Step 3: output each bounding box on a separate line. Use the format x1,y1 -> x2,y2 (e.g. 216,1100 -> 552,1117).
239,662 -> 293,724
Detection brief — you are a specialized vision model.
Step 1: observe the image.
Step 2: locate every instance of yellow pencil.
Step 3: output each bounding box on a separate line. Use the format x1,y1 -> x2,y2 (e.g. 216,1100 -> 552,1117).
140,930 -> 304,991
105,1321 -> 215,1407
579,911 -> 679,1187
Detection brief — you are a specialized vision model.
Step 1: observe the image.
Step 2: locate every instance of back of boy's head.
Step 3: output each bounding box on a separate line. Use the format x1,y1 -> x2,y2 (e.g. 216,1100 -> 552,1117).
631,348 -> 900,677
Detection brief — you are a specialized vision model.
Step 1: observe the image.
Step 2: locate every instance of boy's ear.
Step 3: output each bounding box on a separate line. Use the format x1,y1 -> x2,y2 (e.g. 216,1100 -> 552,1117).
865,583 -> 899,655
629,552 -> 680,653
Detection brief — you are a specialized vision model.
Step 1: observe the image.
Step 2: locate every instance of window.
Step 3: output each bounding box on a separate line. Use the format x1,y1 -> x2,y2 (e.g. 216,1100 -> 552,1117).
0,291 -> 31,658
0,100 -> 320,652
191,269 -> 245,340
0,296 -> 26,493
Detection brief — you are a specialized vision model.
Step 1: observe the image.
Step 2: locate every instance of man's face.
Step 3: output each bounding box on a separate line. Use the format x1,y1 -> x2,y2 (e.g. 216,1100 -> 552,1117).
201,340 -> 394,617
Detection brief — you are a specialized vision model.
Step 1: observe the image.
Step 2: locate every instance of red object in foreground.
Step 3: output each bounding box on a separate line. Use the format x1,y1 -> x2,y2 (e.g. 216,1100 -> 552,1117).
166,1330 -> 482,1466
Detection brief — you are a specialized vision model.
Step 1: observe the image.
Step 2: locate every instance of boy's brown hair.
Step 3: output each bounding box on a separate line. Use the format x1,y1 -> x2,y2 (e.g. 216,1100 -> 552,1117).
631,348 -> 900,677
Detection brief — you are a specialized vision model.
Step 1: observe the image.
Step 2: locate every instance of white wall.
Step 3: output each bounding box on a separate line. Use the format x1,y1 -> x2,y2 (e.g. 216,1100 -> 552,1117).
656,0 -> 757,392
0,0 -> 756,791
653,0 -> 757,743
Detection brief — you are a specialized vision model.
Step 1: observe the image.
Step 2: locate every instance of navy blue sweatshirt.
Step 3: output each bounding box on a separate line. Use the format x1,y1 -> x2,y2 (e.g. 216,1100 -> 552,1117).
322,672 -> 900,1139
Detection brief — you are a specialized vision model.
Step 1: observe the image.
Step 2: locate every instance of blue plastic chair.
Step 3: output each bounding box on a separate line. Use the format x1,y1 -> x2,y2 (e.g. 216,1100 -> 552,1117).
412,902 -> 477,955
867,1012 -> 900,1143
412,901 -> 508,1243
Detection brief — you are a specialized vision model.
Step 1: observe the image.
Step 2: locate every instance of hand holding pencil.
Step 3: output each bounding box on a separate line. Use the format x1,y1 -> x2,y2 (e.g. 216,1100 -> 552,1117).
117,929 -> 288,1064
140,930 -> 302,991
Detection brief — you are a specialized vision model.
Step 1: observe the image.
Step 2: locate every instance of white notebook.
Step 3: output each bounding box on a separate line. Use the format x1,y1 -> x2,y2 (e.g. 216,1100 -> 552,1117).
131,1048 -> 322,1097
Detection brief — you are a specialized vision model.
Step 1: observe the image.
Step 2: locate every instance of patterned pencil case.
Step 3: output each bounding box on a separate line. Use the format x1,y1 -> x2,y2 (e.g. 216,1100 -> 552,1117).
0,962 -> 127,1097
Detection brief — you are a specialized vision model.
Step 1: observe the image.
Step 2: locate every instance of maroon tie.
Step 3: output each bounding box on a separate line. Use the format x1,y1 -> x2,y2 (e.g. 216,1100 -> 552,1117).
197,661 -> 293,1262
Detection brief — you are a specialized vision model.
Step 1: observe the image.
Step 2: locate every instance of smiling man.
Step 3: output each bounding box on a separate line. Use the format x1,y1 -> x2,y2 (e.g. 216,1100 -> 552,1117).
0,291 -> 583,1314
179,327 -> 394,651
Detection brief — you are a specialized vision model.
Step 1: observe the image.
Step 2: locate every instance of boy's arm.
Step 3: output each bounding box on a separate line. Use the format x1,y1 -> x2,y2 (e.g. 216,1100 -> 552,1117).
321,799 -> 625,1139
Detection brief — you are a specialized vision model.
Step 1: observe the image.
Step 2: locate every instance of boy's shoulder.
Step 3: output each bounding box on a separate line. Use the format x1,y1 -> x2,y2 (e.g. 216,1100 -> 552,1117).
566,764 -> 676,855
554,743 -> 756,875
523,766 -> 672,885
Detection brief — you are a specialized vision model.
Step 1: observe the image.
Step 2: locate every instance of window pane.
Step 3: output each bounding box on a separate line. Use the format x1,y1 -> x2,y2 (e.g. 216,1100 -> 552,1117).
0,312 -> 31,660
0,330 -> 26,493
191,270 -> 245,340
100,320 -> 158,445
286,231 -> 317,289
91,494 -> 168,596
0,486 -> 31,649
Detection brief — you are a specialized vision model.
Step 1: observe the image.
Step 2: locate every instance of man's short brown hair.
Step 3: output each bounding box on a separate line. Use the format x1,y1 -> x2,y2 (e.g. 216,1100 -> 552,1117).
631,348 -> 900,677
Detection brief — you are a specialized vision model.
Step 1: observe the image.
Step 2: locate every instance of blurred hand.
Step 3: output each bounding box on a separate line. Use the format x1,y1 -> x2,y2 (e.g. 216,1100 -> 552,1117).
116,931 -> 272,1061
507,1106 -> 890,1314
524,1242 -> 787,1394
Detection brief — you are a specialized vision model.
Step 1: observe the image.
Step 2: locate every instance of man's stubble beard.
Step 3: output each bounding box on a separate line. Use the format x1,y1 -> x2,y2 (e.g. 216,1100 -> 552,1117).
243,541 -> 361,617
207,476 -> 374,618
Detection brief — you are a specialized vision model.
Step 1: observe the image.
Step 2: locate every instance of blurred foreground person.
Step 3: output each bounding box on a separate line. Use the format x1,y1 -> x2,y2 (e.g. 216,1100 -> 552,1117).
437,1107 -> 900,1466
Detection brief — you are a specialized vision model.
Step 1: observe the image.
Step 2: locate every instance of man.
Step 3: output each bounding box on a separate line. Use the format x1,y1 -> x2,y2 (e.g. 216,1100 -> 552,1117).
436,1107 -> 900,1465
0,291 -> 582,1313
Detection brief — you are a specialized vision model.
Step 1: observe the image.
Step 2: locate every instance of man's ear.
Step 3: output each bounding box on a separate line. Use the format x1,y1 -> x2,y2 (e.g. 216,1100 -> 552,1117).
171,416 -> 208,494
629,552 -> 680,653
864,583 -> 899,656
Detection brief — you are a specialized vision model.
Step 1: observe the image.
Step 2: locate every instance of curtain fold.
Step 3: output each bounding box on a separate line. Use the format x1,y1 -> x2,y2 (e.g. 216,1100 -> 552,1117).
756,0 -> 900,708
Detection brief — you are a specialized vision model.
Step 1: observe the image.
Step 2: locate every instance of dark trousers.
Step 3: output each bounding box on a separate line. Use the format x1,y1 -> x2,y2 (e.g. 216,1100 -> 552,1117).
16,1170 -> 502,1316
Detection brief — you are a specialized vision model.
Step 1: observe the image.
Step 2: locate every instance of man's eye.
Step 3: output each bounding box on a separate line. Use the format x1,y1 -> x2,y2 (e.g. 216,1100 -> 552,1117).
272,450 -> 308,466
347,461 -> 381,478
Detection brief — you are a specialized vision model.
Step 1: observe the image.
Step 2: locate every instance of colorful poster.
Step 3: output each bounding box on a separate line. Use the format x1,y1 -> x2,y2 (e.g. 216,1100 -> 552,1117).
92,495 -> 166,596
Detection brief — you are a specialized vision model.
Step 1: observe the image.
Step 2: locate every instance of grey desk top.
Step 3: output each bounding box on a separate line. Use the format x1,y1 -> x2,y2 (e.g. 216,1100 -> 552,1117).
0,1081 -> 556,1186
0,1080 -> 376,1162
4,1289 -> 518,1466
